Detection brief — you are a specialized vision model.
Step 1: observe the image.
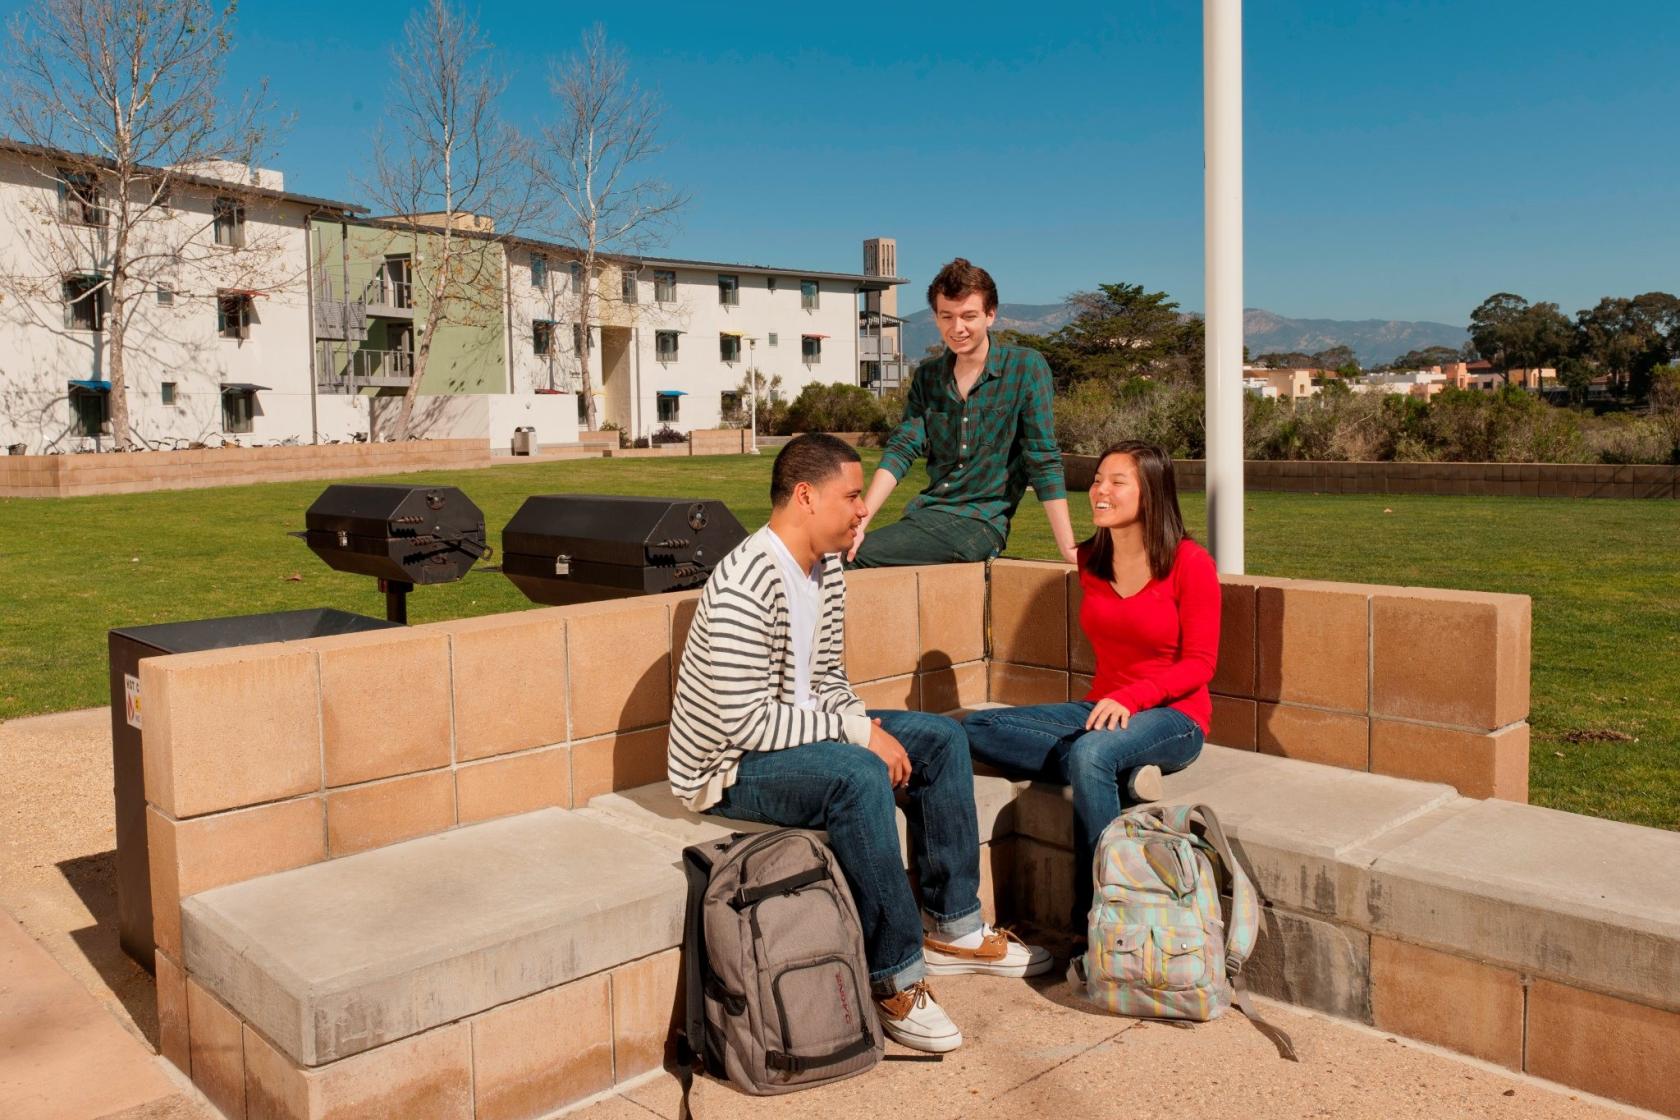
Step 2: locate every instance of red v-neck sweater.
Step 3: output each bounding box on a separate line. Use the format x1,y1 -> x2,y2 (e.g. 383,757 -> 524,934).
1076,537 -> 1221,732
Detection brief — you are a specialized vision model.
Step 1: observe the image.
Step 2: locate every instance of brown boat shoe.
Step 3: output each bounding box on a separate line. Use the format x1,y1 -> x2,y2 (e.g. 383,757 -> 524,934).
923,925 -> 1054,977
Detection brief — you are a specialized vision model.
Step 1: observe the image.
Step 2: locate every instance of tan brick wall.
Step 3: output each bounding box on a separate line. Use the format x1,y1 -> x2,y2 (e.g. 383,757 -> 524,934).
1527,979 -> 1680,1116
1370,937 -> 1524,1070
0,439 -> 490,498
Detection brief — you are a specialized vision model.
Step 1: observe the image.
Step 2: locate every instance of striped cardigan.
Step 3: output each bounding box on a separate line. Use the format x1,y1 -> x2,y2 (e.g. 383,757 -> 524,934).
668,527 -> 873,810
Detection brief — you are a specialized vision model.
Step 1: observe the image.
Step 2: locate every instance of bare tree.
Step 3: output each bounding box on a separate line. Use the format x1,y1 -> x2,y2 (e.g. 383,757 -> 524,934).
1,0 -> 277,450
535,24 -> 685,432
367,0 -> 531,441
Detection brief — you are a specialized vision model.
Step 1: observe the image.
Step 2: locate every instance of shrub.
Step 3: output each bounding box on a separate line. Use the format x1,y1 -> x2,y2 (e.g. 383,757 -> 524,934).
784,382 -> 887,434
1588,414 -> 1675,464
650,424 -> 687,446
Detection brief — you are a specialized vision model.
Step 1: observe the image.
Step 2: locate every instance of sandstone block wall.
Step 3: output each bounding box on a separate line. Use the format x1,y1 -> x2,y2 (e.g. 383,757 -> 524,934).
0,439 -> 490,497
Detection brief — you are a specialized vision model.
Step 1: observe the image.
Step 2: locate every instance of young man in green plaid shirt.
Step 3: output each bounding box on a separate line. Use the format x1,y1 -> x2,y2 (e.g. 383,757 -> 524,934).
849,259 -> 1079,567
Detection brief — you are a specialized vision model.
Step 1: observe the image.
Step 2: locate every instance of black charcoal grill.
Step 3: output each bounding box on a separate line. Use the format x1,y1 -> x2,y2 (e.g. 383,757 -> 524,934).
501,495 -> 746,605
301,484 -> 488,621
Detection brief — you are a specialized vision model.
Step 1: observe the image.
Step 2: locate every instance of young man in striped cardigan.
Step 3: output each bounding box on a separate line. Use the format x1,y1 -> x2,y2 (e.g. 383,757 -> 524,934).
668,433 -> 1051,1054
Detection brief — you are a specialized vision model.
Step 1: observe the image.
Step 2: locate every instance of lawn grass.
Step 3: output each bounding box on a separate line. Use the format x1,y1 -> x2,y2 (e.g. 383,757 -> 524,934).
2,451 -> 1675,829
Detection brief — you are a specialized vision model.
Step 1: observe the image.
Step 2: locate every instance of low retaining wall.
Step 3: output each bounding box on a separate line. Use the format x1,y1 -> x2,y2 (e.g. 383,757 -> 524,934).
0,439 -> 492,498
1064,456 -> 1680,499
131,560 -> 1680,1117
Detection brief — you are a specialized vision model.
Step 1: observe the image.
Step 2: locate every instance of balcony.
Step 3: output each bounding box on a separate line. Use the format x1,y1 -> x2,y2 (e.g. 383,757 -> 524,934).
858,335 -> 903,363
316,344 -> 414,392
364,274 -> 414,319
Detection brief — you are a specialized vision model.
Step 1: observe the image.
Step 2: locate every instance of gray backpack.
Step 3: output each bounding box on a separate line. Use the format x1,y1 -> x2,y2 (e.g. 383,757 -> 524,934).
677,829 -> 883,1113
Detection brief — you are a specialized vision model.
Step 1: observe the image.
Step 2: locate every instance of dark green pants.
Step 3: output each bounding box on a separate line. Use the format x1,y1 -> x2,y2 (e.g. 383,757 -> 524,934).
848,507 -> 1005,568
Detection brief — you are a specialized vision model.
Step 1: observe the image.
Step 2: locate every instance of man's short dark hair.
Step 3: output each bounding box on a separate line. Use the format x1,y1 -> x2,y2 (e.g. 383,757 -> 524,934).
770,433 -> 861,506
927,258 -> 998,313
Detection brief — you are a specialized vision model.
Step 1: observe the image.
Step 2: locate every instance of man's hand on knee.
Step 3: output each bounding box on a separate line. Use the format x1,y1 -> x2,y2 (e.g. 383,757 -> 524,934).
866,718 -> 911,787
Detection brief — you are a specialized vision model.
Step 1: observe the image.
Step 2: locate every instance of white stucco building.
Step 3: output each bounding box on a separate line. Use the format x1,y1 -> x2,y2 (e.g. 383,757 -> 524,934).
0,141 -> 367,454
504,239 -> 906,440
0,138 -> 907,454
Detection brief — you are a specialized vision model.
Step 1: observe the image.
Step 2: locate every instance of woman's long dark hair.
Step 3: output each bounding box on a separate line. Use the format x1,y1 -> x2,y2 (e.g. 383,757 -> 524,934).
1081,441 -> 1188,583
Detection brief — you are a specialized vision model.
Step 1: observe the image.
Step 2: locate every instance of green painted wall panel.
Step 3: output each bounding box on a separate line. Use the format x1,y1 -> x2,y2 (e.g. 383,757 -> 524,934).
309,219 -> 506,395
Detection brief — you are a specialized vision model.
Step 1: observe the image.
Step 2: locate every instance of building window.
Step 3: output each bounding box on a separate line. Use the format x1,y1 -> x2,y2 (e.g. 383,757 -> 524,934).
621,269 -> 638,304
213,197 -> 245,247
59,168 -> 104,226
531,253 -> 547,289
222,389 -> 255,434
656,330 -> 679,362
533,320 -> 553,356
217,292 -> 253,340
161,381 -> 177,405
766,276 -> 778,293
654,270 -> 676,302
800,279 -> 819,310
156,282 -> 174,306
802,335 -> 822,365
63,275 -> 106,331
768,332 -> 778,347
569,261 -> 583,286
720,391 -> 743,421
720,334 -> 741,363
70,388 -> 108,437
717,274 -> 738,306
150,177 -> 172,210
657,394 -> 680,422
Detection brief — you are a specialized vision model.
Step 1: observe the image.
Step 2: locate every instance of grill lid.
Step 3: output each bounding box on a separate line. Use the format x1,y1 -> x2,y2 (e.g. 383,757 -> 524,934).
302,483 -> 487,585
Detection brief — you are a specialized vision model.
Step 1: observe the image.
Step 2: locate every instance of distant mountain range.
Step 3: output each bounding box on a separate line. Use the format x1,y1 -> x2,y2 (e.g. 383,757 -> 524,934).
899,303 -> 1469,368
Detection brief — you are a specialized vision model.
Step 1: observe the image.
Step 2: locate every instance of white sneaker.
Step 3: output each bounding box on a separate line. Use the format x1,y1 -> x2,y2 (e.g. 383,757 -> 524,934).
1128,764 -> 1164,803
876,980 -> 962,1053
923,926 -> 1054,978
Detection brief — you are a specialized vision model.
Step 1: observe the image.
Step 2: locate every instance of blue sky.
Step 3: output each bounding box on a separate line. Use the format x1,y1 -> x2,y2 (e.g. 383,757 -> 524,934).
7,1 -> 1676,323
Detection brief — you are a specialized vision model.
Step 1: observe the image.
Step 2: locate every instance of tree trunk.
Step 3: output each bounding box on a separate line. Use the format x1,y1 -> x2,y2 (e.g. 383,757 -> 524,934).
396,312 -> 438,441
107,235 -> 132,449
577,267 -> 599,431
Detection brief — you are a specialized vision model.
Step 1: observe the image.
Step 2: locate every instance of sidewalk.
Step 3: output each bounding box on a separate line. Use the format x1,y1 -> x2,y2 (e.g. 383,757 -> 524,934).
571,972 -> 1651,1120
0,910 -> 213,1120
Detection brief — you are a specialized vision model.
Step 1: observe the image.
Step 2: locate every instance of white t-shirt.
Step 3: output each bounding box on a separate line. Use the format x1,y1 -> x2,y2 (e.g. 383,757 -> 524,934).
764,527 -> 823,710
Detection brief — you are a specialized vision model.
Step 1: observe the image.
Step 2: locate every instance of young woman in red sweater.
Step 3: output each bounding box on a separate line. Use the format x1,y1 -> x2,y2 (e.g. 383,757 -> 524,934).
965,440 -> 1219,921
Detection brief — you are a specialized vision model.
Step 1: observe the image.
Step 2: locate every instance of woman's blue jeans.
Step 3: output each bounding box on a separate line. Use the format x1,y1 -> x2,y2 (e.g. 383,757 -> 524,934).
705,709 -> 983,996
964,702 -> 1203,923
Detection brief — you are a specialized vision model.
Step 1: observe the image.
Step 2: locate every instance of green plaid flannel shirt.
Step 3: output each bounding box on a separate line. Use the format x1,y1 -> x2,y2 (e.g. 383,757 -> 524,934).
878,336 -> 1067,540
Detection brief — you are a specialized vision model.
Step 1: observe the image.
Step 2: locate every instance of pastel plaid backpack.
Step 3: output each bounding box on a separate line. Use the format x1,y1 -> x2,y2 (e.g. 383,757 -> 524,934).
1070,803 -> 1297,1059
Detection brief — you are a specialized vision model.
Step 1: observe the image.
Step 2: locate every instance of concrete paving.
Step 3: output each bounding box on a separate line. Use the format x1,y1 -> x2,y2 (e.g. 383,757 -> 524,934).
0,708 -> 158,1043
0,911 -> 214,1120
573,971 -> 1657,1120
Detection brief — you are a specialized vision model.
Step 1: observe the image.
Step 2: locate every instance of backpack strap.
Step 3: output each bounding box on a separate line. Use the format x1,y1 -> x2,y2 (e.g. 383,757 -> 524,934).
676,842 -> 717,1120
1180,804 -> 1256,975
1182,804 -> 1298,1062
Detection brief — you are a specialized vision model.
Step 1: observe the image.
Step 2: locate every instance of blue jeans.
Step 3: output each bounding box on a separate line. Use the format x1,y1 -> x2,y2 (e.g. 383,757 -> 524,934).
706,709 -> 984,996
963,702 -> 1204,922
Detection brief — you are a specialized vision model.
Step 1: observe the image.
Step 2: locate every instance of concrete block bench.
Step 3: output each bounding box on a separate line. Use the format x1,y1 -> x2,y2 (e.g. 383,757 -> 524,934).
133,560 -> 1680,1118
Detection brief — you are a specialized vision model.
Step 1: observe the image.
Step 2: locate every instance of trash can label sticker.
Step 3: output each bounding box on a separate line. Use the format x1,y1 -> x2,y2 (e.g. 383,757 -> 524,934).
124,673 -> 142,730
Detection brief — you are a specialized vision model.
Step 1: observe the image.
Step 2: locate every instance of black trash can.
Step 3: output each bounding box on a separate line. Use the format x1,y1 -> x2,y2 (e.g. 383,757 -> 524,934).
108,608 -> 400,970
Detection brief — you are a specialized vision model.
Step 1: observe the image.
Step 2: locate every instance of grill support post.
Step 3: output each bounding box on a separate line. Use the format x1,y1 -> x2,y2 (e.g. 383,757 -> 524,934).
380,579 -> 414,624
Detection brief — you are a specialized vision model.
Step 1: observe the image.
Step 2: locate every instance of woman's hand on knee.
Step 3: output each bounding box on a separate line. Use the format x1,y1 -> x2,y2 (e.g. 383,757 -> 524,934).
1084,699 -> 1131,731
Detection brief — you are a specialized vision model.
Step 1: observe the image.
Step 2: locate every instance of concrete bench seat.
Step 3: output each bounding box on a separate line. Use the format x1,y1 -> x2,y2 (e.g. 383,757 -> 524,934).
181,809 -> 687,1067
